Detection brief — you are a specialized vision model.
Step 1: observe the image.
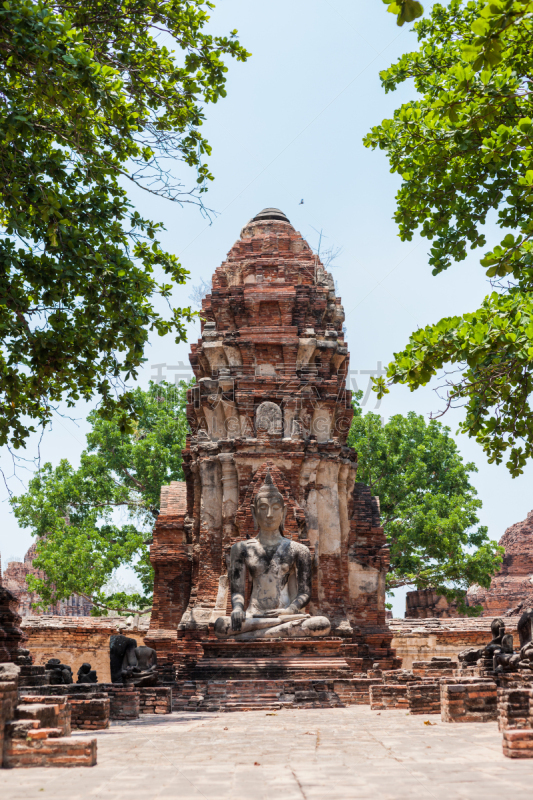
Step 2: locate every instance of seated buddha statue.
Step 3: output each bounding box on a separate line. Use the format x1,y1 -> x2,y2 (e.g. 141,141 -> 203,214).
458,617 -> 506,666
516,608 -> 533,670
77,662 -> 98,684
122,645 -> 158,687
493,634 -> 520,674
214,471 -> 331,641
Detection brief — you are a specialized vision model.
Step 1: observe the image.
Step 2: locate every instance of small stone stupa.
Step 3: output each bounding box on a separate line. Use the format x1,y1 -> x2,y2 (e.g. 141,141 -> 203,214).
146,209 -> 399,702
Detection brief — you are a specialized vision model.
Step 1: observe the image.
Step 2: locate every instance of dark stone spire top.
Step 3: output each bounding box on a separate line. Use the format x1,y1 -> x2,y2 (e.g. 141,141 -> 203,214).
251,208 -> 290,224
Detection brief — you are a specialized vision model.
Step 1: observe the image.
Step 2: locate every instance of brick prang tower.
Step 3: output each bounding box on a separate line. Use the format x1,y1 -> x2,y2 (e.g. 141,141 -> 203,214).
147,208 -> 399,674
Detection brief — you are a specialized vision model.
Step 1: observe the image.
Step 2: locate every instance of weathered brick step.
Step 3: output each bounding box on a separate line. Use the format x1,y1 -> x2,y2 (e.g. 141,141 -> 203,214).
195,659 -> 349,667
3,736 -> 97,768
222,691 -> 279,700
221,703 -> 282,711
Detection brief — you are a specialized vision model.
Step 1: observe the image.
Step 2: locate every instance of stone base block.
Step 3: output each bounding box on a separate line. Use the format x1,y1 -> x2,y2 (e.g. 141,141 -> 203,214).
19,683 -> 104,698
105,687 -> 140,720
138,687 -> 172,714
185,639 -> 354,681
71,697 -> 110,730
1,670 -> 19,762
17,665 -> 49,689
369,685 -> 408,711
498,687 -> 533,731
172,678 -> 364,712
407,683 -> 441,715
441,682 -> 497,723
412,658 -> 458,679
503,729 -> 533,758
3,734 -> 96,768
333,678 -> 383,705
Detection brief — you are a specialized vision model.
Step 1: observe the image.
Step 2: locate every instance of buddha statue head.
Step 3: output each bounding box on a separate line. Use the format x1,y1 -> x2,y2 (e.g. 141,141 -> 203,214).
251,470 -> 287,535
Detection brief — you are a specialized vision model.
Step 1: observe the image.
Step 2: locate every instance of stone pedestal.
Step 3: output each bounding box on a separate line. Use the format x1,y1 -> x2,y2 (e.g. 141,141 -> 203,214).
441,682 -> 498,723
183,638 -> 354,680
503,729 -> 533,758
498,687 -> 533,731
138,687 -> 172,714
70,696 -> 110,730
407,683 -> 441,715
370,684 -> 409,711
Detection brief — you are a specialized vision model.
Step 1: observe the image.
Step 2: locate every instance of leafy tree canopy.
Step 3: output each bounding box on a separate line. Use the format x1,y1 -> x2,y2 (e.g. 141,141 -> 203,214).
10,380 -> 189,615
348,393 -> 502,612
366,0 -> 533,477
0,0 -> 249,453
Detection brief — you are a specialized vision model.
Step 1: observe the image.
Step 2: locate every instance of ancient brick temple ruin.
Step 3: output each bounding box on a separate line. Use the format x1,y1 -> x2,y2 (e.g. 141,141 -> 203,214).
1,543 -> 93,617
146,207 -> 399,700
467,511 -> 533,616
405,510 -> 533,619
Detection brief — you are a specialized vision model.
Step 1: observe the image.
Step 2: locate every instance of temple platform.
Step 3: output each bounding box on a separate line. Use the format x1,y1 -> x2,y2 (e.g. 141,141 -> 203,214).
182,638 -> 360,681
173,677 -> 378,712
172,637 -> 389,711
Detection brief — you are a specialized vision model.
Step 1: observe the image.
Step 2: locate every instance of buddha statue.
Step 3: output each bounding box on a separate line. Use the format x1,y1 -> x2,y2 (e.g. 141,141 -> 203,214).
458,617 -> 506,666
122,645 -> 158,687
45,658 -> 73,685
77,662 -> 98,684
516,608 -> 533,670
493,634 -> 520,674
214,471 -> 331,641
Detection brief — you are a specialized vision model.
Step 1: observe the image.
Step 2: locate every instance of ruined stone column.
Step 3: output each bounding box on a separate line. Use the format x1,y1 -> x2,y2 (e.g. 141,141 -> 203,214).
316,458 -> 344,626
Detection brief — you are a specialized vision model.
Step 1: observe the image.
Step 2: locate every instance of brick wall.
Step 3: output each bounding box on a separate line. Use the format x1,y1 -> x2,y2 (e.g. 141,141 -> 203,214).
21,616 -> 148,683
389,616 -> 521,669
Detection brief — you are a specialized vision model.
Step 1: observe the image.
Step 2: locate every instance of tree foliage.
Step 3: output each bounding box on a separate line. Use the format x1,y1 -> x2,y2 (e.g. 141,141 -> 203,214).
383,0 -> 424,27
366,0 -> 533,476
348,394 -> 502,611
10,380 -> 189,614
0,0 -> 249,452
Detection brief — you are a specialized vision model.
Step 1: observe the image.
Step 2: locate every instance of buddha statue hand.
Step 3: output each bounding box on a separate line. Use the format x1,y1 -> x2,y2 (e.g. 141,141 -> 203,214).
260,605 -> 308,618
231,608 -> 246,631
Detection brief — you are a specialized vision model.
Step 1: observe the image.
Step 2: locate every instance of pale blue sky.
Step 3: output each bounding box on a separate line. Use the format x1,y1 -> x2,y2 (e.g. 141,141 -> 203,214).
2,1 -> 531,617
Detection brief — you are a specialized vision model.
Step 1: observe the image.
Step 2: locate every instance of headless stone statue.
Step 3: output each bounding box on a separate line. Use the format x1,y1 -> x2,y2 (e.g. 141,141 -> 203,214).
77,662 -> 98,684
458,617 -> 506,665
516,608 -> 533,669
214,471 -> 331,641
122,645 -> 158,687
493,634 -> 520,674
109,635 -> 137,683
14,648 -> 32,666
45,658 -> 73,685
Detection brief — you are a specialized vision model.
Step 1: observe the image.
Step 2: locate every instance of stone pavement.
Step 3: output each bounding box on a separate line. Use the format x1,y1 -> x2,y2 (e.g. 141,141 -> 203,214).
1,706 -> 532,800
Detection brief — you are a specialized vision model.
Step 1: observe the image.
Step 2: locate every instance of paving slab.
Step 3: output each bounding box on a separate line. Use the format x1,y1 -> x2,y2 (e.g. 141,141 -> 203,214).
1,706 -> 533,799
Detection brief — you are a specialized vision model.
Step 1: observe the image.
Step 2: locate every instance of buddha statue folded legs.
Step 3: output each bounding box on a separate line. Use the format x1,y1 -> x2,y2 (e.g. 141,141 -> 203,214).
214,471 -> 331,641
214,613 -> 330,641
